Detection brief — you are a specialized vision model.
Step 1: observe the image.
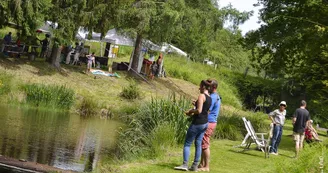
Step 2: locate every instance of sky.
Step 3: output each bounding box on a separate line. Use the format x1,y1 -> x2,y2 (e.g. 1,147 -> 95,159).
218,0 -> 261,35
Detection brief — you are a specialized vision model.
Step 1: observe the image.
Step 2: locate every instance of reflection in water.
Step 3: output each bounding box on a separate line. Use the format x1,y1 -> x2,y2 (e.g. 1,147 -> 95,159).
0,105 -> 120,172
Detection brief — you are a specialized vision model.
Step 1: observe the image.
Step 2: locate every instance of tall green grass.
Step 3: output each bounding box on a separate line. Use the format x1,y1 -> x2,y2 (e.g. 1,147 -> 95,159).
23,84 -> 74,110
120,79 -> 141,100
275,142 -> 328,173
76,97 -> 97,116
0,73 -> 12,96
164,55 -> 242,108
115,95 -> 192,160
214,112 -> 268,140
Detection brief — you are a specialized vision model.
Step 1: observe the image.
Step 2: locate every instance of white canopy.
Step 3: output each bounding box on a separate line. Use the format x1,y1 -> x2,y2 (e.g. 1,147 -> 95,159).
76,28 -> 135,46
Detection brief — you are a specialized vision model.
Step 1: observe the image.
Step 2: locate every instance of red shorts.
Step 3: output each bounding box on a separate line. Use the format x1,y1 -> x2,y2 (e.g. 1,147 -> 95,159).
202,122 -> 217,149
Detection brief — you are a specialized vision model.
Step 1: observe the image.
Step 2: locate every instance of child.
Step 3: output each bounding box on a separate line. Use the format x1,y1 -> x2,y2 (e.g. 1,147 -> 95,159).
86,52 -> 95,73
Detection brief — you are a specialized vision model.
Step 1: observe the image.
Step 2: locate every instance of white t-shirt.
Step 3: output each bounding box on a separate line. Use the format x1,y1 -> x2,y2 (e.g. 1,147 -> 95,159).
269,109 -> 286,126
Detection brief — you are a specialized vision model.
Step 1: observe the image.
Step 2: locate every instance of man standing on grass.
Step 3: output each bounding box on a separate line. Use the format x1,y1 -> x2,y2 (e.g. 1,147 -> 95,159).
198,79 -> 221,172
269,101 -> 287,155
293,100 -> 310,158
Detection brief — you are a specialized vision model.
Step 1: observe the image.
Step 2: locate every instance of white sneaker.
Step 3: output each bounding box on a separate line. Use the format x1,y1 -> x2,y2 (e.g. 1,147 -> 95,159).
270,152 -> 278,156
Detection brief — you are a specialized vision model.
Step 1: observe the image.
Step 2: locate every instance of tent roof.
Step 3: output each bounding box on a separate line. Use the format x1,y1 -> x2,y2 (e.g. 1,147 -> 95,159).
76,28 -> 135,46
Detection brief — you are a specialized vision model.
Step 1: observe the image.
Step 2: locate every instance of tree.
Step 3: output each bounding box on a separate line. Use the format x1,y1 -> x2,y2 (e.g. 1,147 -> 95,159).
117,0 -> 185,75
45,0 -> 87,68
0,0 -> 51,36
244,0 -> 328,122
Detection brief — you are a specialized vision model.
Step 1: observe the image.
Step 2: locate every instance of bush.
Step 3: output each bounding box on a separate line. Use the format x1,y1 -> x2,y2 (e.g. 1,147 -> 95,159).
214,112 -> 268,141
77,97 -> 97,116
115,95 -> 191,160
23,84 -> 74,110
120,79 -> 141,100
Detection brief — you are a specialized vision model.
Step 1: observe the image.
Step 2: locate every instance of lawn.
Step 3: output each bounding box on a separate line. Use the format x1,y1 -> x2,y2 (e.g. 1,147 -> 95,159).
106,120 -> 327,173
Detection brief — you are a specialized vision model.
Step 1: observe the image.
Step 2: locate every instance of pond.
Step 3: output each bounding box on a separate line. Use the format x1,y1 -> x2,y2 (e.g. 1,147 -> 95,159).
0,105 -> 121,172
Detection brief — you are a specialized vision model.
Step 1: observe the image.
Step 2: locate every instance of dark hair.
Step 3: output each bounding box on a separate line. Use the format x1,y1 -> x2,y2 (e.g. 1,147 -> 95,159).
301,100 -> 307,106
207,79 -> 218,93
200,80 -> 211,91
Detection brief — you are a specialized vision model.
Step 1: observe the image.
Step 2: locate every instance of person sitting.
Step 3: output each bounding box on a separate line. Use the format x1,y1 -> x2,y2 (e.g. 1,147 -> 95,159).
305,120 -> 322,143
3,32 -> 12,45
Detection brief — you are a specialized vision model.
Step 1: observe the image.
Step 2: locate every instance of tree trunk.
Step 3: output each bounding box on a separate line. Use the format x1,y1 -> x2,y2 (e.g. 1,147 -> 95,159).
129,34 -> 143,76
48,45 -> 62,69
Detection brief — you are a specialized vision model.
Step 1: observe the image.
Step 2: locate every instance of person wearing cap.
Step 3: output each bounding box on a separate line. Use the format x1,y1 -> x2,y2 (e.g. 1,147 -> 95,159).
268,101 -> 287,155
293,100 -> 310,158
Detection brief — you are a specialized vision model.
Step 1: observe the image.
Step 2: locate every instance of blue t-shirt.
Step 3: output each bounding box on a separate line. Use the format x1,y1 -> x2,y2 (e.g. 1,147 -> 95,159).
208,93 -> 221,123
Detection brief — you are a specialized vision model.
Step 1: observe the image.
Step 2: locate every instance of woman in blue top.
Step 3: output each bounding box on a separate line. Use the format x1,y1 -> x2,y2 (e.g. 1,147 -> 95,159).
174,80 -> 212,172
198,79 -> 221,172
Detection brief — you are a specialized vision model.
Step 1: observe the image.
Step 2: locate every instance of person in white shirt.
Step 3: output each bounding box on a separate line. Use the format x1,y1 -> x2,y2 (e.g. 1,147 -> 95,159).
268,101 -> 287,155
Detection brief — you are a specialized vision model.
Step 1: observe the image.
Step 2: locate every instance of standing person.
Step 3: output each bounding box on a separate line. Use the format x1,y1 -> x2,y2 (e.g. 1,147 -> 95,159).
86,52 -> 95,73
72,42 -> 81,65
269,101 -> 287,155
198,79 -> 221,172
65,45 -> 74,64
293,100 -> 310,158
40,34 -> 50,58
174,80 -> 212,172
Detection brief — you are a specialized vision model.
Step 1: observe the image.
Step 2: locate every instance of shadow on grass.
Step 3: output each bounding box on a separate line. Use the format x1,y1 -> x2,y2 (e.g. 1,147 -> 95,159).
155,162 -> 181,171
228,149 -> 266,158
0,55 -> 88,77
0,55 -> 24,70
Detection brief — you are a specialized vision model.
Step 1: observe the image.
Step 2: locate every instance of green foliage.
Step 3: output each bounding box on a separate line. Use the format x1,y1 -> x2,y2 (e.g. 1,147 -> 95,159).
244,0 -> 328,123
23,84 -> 74,110
121,79 -> 141,100
0,73 -> 12,96
77,97 -> 97,116
276,142 -> 328,173
148,123 -> 176,158
165,55 -> 242,108
115,95 -> 191,160
214,112 -> 268,140
0,0 -> 51,36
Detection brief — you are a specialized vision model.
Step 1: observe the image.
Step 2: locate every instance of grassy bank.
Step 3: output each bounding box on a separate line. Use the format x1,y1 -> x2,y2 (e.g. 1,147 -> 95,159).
0,56 -> 182,114
164,55 -> 242,109
100,120 -> 328,173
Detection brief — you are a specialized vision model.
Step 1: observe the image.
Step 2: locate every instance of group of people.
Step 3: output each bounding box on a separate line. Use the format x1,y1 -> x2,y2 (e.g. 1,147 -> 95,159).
268,100 -> 321,158
1,32 -> 50,58
143,53 -> 164,79
175,79 -> 221,172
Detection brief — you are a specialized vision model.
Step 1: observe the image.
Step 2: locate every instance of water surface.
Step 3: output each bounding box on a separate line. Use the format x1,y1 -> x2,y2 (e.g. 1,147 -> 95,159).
0,105 -> 120,172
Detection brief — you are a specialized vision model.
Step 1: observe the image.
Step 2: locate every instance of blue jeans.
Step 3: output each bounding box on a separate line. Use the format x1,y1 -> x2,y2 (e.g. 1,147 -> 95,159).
270,124 -> 283,153
183,123 -> 208,163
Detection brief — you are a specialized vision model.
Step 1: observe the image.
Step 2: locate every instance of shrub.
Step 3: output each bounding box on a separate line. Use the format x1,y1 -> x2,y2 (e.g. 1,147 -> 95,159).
115,95 -> 191,160
214,112 -> 268,141
23,84 -> 74,110
77,97 -> 97,116
120,79 -> 141,100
